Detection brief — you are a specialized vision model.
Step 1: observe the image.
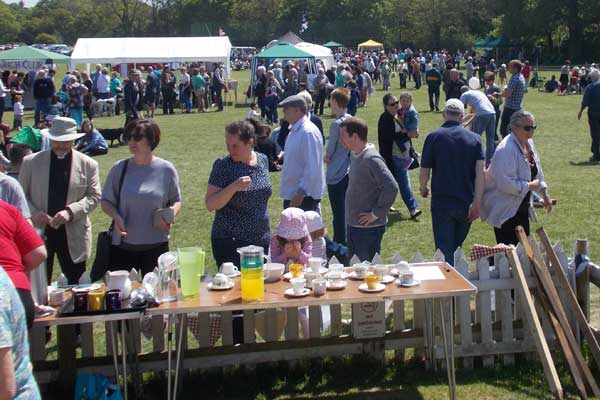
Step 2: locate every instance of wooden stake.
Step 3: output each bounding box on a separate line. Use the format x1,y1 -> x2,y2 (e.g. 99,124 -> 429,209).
507,249 -> 563,399
517,227 -> 600,397
537,228 -> 600,371
531,269 -> 588,399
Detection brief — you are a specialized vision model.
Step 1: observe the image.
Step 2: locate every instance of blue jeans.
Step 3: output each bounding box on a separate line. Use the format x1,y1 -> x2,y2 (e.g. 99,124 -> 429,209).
472,114 -> 497,161
390,156 -> 418,212
327,175 -> 348,244
181,91 -> 192,111
35,98 -> 51,125
431,207 -> 472,265
347,224 -> 386,263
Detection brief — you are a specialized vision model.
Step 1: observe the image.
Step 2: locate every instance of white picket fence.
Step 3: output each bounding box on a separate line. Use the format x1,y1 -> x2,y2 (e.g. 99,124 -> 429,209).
32,240 -> 586,385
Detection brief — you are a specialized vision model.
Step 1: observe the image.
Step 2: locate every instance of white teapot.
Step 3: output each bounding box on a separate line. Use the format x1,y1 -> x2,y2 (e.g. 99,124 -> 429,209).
105,270 -> 132,299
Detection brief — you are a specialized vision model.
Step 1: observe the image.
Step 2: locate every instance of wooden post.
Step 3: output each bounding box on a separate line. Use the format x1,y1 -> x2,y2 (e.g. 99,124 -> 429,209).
476,257 -> 494,367
575,239 -> 590,321
496,253 -> 515,366
507,249 -> 563,399
57,325 -> 77,398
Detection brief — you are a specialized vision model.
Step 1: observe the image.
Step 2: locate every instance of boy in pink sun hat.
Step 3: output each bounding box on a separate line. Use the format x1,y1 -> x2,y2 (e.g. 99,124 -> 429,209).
269,207 -> 312,267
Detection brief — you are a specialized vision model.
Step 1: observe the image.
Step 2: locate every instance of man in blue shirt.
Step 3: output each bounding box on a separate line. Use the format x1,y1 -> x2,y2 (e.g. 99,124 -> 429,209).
499,60 -> 526,138
278,94 -> 324,212
578,69 -> 600,162
420,99 -> 485,264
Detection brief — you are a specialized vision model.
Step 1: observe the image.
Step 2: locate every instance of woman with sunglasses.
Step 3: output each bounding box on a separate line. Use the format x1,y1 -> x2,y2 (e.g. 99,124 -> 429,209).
100,119 -> 181,276
481,110 -> 552,245
377,93 -> 422,219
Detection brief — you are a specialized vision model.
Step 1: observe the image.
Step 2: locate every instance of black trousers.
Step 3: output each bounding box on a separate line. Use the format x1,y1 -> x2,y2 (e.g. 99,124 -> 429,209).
283,196 -> 321,212
494,198 -> 530,246
109,242 -> 169,277
45,226 -> 86,285
500,107 -> 519,138
161,88 -> 174,114
17,288 -> 35,331
428,86 -> 440,111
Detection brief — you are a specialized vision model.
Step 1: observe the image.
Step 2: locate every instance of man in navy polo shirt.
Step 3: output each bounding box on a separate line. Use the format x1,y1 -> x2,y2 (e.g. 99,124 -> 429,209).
419,99 -> 485,264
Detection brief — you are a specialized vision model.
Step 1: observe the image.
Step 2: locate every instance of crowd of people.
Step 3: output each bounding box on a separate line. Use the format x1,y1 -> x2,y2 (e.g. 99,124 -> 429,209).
1,43 -> 600,396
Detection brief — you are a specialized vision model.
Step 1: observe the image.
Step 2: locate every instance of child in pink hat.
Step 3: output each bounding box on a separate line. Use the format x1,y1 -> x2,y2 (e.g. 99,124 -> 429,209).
270,207 -> 312,267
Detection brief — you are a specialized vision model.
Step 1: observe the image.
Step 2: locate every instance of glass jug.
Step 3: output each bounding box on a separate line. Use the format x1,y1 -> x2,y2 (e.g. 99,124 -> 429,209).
237,245 -> 265,302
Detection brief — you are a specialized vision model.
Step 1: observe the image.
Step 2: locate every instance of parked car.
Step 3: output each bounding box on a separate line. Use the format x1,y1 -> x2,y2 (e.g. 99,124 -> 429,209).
30,43 -> 47,49
46,44 -> 69,53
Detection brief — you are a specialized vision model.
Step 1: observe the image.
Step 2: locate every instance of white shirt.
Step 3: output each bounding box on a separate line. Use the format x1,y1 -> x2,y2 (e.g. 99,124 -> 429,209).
13,102 -> 24,116
0,79 -> 7,98
96,74 -> 111,94
460,90 -> 496,116
280,115 -> 325,200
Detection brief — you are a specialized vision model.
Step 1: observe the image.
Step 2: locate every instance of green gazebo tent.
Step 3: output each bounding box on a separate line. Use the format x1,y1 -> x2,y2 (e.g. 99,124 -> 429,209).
0,46 -> 71,64
323,41 -> 343,48
250,42 -> 316,96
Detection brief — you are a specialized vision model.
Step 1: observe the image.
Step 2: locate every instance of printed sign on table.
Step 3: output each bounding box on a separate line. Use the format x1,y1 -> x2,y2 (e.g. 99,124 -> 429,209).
352,302 -> 385,339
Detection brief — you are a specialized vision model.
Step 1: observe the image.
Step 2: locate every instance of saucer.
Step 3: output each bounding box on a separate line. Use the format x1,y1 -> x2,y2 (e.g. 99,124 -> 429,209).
208,281 -> 234,290
72,283 -> 101,292
348,271 -> 367,280
284,288 -> 310,297
221,270 -> 241,278
283,272 -> 304,281
326,281 -> 347,290
380,275 -> 395,284
358,283 -> 386,293
397,279 -> 420,288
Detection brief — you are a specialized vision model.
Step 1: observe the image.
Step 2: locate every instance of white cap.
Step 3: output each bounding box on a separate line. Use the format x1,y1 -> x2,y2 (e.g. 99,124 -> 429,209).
443,99 -> 465,114
304,211 -> 324,233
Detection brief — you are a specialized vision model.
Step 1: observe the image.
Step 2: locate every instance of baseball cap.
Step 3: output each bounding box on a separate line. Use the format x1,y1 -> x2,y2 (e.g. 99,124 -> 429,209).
443,99 -> 465,114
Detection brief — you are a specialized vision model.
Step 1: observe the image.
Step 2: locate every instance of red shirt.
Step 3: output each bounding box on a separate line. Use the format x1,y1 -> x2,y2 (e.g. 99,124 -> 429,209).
522,65 -> 531,79
0,201 -> 44,291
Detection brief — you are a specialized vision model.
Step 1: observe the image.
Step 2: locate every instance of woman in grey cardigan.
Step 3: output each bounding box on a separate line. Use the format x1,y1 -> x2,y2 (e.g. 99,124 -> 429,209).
480,110 -> 552,245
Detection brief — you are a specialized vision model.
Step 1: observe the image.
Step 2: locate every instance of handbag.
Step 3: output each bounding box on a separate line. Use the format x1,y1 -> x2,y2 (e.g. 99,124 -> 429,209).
408,143 -> 420,170
90,160 -> 129,282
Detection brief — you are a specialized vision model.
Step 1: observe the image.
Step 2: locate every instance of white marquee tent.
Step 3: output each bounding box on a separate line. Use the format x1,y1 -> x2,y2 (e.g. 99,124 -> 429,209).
71,36 -> 232,72
294,42 -> 335,70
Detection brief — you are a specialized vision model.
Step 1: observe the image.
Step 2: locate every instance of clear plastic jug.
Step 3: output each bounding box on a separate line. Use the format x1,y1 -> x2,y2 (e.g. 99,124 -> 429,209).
237,245 -> 265,302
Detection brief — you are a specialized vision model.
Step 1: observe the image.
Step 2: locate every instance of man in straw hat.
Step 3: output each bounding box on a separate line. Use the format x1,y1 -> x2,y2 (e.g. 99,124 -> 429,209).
19,116 -> 101,284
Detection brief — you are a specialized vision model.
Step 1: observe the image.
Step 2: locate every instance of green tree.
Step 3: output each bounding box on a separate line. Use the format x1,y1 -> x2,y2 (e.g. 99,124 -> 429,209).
34,32 -> 59,44
0,2 -> 21,43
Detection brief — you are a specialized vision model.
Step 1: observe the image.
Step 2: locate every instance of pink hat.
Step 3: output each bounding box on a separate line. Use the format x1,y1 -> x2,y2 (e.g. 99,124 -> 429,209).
276,207 -> 309,240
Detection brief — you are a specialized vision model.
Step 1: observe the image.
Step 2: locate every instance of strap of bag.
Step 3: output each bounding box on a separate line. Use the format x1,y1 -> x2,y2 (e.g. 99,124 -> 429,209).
109,159 -> 129,231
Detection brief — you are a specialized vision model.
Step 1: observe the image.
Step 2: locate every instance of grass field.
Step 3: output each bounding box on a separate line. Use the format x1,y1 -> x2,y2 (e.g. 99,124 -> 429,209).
10,68 -> 600,399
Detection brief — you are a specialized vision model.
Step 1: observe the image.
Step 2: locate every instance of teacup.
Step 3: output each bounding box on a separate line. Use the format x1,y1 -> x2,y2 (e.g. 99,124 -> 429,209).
308,257 -> 326,272
312,278 -> 327,296
325,271 -> 343,288
213,273 -> 231,287
289,263 -> 304,278
373,264 -> 388,280
400,271 -> 414,285
353,264 -> 369,279
290,277 -> 306,295
263,263 -> 285,282
221,262 -> 239,275
364,273 -> 380,290
328,263 -> 344,274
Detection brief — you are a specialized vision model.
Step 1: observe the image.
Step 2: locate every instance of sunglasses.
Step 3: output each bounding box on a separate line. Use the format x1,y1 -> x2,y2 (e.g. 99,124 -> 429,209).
520,125 -> 537,132
387,101 -> 399,107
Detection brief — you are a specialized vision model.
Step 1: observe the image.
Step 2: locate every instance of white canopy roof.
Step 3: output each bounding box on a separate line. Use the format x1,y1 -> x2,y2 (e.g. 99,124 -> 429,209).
71,36 -> 232,66
294,42 -> 335,70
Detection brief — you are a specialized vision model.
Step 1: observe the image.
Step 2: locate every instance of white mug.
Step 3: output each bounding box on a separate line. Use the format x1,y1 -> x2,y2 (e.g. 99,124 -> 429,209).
329,263 -> 344,274
308,257 -> 326,272
304,271 -> 320,287
401,271 -> 414,285
354,264 -> 369,279
221,262 -> 239,275
212,273 -> 231,287
290,278 -> 306,295
374,264 -> 388,280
